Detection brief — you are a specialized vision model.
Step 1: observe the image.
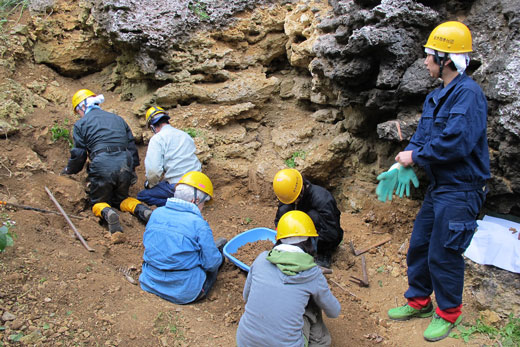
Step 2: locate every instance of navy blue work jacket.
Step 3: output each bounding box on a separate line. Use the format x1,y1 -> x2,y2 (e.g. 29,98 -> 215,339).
405,73 -> 490,190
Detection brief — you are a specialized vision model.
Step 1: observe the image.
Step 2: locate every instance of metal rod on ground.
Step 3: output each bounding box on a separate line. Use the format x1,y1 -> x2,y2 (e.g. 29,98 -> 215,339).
44,186 -> 94,252
0,200 -> 84,220
329,279 -> 357,298
351,236 -> 392,256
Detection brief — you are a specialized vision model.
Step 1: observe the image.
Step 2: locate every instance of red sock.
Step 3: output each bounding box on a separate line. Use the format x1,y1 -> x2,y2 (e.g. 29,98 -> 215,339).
407,296 -> 431,310
436,305 -> 462,323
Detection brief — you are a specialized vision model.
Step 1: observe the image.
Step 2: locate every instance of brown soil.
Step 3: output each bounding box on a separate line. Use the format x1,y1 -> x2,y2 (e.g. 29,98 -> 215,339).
232,240 -> 275,267
0,40 -> 493,347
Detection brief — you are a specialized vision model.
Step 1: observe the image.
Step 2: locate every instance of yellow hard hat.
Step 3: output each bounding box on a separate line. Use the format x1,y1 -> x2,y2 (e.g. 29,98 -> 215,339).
273,169 -> 303,204
72,89 -> 96,111
176,171 -> 214,198
145,106 -> 170,127
424,21 -> 472,53
276,210 -> 318,241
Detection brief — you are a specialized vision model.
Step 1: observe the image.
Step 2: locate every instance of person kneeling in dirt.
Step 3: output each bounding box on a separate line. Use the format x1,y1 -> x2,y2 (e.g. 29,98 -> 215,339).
273,169 -> 344,268
136,106 -> 202,207
237,210 -> 340,347
61,89 -> 152,244
139,171 -> 227,304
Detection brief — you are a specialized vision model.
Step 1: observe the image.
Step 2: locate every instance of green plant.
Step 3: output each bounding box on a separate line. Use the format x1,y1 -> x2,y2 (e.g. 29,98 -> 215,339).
450,314 -> 520,345
188,1 -> 210,21
50,120 -> 73,148
153,311 -> 184,341
183,127 -> 200,138
285,151 -> 306,168
0,219 -> 16,252
244,217 -> 252,225
0,0 -> 28,30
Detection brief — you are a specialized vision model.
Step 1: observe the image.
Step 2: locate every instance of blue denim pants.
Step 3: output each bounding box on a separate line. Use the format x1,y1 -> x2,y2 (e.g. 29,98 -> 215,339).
404,187 -> 485,310
137,181 -> 176,207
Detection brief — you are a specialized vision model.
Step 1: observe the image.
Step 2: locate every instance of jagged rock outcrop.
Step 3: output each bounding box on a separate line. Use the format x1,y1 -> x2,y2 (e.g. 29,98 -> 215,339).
465,259 -> 520,316
20,0 -> 520,215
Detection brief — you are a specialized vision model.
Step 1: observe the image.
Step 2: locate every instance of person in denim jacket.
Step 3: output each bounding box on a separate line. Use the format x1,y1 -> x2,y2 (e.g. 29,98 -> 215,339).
386,21 -> 490,342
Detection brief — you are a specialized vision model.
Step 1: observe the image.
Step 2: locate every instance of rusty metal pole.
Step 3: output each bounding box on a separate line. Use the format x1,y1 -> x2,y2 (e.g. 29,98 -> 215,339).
44,186 -> 94,252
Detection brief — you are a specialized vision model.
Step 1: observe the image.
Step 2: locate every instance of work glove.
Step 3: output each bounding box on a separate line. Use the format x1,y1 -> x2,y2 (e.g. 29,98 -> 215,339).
144,180 -> 150,189
376,163 -> 400,202
396,166 -> 419,198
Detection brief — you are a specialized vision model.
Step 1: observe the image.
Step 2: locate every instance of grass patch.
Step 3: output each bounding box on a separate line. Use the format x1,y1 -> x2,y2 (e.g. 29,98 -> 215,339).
450,313 -> 520,345
285,151 -> 306,168
183,127 -> 201,138
152,311 -> 185,342
0,0 -> 29,30
51,120 -> 73,148
188,1 -> 210,21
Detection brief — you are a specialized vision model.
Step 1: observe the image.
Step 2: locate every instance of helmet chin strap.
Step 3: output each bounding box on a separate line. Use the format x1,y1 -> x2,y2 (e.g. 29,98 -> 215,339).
434,50 -> 448,78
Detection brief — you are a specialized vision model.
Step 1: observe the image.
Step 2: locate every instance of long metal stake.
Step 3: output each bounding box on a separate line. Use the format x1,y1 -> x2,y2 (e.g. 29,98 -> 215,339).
0,200 -> 84,220
44,186 -> 94,252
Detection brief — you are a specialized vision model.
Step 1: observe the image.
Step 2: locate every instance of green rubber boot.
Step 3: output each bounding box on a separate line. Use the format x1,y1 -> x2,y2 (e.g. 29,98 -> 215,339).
388,302 -> 434,321
423,314 -> 462,342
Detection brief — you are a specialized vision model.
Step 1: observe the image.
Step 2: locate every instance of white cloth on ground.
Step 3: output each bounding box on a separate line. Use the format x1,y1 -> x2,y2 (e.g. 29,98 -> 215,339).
464,215 -> 520,273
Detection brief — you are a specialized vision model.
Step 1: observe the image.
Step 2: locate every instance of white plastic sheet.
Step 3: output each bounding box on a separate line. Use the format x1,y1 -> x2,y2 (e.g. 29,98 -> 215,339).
464,215 -> 520,273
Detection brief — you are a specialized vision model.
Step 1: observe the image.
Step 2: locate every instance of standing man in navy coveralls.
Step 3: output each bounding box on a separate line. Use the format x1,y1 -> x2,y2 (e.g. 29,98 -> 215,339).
385,21 -> 490,342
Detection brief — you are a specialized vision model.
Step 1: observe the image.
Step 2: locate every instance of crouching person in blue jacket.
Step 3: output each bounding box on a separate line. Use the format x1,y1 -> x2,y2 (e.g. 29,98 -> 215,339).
237,210 -> 341,347
139,171 -> 227,304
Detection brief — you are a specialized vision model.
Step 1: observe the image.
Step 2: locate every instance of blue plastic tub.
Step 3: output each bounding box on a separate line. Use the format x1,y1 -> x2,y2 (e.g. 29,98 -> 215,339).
223,227 -> 277,272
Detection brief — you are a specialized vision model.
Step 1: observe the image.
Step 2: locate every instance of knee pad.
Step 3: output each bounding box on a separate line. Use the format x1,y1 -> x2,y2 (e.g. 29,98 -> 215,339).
120,197 -> 141,214
92,202 -> 111,218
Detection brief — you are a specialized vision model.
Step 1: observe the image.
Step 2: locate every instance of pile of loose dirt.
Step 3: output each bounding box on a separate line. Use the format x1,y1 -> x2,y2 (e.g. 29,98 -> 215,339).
232,240 -> 274,267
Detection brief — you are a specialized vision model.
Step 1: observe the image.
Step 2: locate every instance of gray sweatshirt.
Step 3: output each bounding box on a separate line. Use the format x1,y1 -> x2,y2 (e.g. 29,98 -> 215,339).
236,250 -> 341,347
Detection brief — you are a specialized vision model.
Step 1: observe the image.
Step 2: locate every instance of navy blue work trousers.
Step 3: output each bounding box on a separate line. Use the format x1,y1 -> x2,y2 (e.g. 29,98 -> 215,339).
137,181 -> 176,207
404,187 -> 485,310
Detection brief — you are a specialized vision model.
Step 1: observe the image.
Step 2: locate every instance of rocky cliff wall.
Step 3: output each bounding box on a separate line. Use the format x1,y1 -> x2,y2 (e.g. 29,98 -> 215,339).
9,0 -> 520,214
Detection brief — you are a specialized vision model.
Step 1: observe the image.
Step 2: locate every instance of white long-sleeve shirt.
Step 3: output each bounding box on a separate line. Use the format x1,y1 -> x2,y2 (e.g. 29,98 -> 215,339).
145,124 -> 201,187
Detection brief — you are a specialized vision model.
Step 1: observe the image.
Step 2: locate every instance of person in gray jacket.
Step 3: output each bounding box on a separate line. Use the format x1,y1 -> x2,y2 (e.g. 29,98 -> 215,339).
236,210 -> 340,347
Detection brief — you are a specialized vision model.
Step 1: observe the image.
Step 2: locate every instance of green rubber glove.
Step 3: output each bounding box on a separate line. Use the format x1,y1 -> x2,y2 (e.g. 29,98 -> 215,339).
396,166 -> 419,198
376,163 -> 400,202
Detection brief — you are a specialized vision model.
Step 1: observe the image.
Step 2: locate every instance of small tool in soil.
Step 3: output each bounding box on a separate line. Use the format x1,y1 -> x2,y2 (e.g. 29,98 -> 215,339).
349,255 -> 369,287
118,267 -> 137,285
349,236 -> 391,256
329,279 -> 357,298
44,186 -> 95,252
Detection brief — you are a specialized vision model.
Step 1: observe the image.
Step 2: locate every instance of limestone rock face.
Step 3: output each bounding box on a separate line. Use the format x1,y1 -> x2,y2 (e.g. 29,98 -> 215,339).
465,259 -> 520,317
21,0 -> 520,215
0,79 -> 48,135
30,1 -> 117,77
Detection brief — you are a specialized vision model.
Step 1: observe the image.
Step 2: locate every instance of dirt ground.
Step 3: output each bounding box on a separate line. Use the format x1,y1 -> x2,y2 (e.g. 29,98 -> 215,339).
0,48 -> 494,347
0,124 -> 492,347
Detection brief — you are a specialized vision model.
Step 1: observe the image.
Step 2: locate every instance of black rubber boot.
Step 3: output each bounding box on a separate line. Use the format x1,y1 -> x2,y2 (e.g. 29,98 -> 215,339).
215,237 -> 228,254
134,204 -> 152,224
315,254 -> 332,269
101,207 -> 123,234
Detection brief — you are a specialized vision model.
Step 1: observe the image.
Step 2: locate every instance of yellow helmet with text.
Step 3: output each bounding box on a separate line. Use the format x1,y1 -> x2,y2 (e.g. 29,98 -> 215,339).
276,210 -> 318,241
424,21 -> 472,53
176,171 -> 213,198
145,106 -> 170,127
273,168 -> 303,204
72,89 -> 95,111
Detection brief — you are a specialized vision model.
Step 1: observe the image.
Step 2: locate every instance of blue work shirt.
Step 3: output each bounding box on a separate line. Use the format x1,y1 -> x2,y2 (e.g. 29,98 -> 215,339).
405,73 -> 490,190
139,198 -> 222,304
145,124 -> 201,187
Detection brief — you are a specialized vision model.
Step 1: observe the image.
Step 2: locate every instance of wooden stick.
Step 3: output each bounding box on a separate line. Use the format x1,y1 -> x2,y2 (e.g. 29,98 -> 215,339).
0,200 -> 84,220
353,236 -> 391,256
44,186 -> 94,252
